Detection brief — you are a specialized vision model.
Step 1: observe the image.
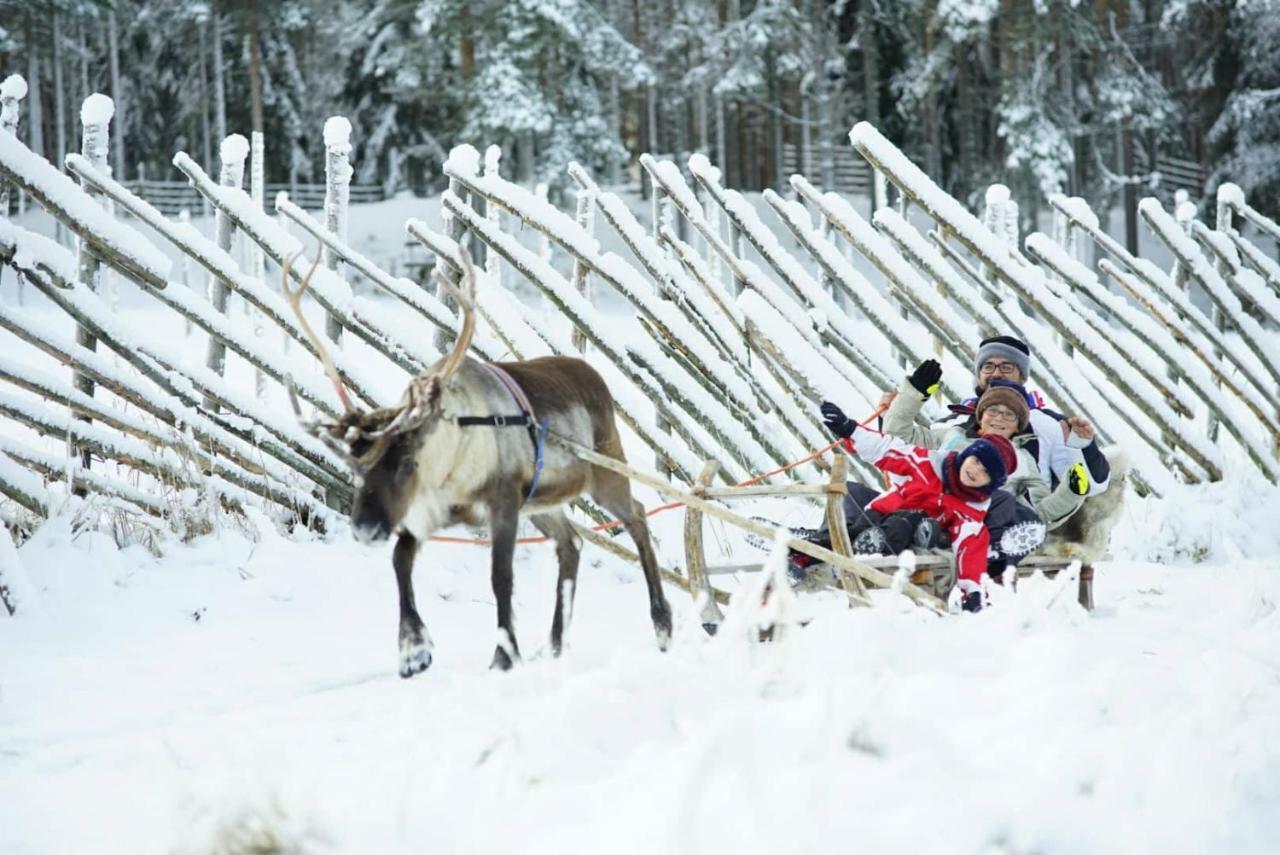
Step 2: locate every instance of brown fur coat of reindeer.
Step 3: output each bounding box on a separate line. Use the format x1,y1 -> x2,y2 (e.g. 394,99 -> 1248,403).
284,251 -> 672,676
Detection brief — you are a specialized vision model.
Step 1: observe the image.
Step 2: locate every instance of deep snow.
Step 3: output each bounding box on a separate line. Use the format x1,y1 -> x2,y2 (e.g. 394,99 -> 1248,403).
3,480 -> 1280,854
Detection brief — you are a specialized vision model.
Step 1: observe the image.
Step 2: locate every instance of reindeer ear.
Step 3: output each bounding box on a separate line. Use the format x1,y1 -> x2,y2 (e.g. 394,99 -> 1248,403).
426,376 -> 444,412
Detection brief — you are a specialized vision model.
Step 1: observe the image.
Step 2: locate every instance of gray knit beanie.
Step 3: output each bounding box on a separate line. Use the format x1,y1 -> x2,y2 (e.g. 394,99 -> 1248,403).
973,335 -> 1031,380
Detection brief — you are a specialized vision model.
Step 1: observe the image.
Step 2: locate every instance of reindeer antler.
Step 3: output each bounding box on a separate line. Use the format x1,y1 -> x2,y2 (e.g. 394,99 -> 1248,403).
432,246 -> 477,387
282,250 -> 358,416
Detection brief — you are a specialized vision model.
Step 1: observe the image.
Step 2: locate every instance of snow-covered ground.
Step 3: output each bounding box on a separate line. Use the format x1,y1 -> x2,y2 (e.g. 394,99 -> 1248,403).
4,193 -> 1280,854
4,477 -> 1280,854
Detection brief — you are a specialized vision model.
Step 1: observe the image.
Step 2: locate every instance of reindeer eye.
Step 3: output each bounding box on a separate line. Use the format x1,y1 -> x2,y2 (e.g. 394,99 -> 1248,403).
397,456 -> 417,481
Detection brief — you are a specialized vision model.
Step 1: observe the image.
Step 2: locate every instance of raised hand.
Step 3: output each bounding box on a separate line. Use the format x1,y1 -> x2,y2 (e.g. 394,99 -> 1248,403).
820,401 -> 854,438
1062,417 -> 1095,448
907,359 -> 943,397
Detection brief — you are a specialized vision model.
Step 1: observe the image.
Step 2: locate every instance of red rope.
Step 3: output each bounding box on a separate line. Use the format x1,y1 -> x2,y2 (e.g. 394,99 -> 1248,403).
428,403 -> 889,546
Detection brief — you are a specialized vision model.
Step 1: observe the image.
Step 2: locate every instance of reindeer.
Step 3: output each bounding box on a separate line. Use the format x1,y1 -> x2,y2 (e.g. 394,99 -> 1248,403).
283,250 -> 673,676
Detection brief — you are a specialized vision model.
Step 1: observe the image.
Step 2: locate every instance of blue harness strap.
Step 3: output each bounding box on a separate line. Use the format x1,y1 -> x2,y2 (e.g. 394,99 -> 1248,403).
463,363 -> 547,503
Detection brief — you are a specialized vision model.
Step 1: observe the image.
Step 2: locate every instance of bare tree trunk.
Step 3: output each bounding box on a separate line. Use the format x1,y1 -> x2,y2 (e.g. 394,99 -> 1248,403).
247,19 -> 264,141
198,18 -> 213,175
108,9 -> 124,178
766,48 -> 783,192
922,0 -> 942,182
860,0 -> 879,128
52,11 -> 66,168
212,14 -> 227,146
25,13 -> 44,160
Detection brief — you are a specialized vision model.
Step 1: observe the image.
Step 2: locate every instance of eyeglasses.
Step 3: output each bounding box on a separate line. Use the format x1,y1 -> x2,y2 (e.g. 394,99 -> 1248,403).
980,361 -> 1020,377
982,405 -> 1019,421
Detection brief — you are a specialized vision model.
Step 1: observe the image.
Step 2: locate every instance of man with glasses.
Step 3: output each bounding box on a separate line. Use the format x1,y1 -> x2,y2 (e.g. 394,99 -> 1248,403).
963,335 -> 1112,501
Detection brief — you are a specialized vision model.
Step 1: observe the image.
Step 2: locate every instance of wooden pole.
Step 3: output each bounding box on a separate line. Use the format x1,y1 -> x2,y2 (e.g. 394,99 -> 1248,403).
683,460 -> 726,632
322,116 -> 352,344
205,133 -> 248,406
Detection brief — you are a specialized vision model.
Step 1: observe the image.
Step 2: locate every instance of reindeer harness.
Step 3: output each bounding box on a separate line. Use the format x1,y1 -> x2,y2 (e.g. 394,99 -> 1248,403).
453,363 -> 548,502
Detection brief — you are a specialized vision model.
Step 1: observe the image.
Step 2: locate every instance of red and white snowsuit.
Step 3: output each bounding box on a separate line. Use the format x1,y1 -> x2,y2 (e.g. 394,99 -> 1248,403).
842,423 -> 992,592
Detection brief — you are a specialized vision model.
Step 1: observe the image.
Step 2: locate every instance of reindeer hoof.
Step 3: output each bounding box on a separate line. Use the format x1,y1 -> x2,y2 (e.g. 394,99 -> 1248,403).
490,646 -> 516,671
398,644 -> 433,678
701,622 -> 719,637
652,602 -> 673,651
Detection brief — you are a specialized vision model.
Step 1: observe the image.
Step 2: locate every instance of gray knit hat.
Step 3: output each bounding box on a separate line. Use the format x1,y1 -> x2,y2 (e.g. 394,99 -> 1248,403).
973,335 -> 1031,380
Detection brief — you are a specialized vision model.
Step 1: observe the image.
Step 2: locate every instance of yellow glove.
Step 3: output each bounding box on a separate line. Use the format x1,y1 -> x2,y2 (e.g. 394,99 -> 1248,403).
1067,462 -> 1089,496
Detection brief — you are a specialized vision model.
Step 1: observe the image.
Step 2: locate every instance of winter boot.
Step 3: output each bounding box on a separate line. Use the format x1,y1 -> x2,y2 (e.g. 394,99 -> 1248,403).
786,551 -> 817,585
999,519 -> 1047,561
913,517 -> 949,550
961,590 -> 984,613
852,525 -> 889,555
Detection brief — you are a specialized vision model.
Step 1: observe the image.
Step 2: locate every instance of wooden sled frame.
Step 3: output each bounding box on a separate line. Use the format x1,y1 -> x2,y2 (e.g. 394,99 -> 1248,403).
555,436 -> 1093,624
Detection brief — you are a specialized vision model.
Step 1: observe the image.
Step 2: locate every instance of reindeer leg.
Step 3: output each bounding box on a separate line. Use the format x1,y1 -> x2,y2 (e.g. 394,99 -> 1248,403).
530,510 -> 581,657
591,471 -> 673,651
488,487 -> 523,671
393,532 -> 433,678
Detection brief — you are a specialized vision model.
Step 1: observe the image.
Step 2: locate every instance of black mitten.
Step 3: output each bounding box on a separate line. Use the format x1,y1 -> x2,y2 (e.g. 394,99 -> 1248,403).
820,401 -> 854,438
907,359 -> 943,398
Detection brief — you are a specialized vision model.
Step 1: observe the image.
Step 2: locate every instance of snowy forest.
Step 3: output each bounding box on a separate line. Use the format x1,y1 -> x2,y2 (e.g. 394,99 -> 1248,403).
3,0 -> 1280,237
4,1 -> 1280,853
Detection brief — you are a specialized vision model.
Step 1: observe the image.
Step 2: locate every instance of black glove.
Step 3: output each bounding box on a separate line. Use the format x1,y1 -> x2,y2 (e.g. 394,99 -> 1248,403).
961,591 -> 984,613
1067,462 -> 1089,496
820,401 -> 854,439
907,359 -> 943,398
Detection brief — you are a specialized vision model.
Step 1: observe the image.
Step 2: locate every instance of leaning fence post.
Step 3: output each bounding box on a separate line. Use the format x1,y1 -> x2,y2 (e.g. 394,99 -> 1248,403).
72,93 -> 115,480
322,116 -> 352,345
204,133 -> 247,409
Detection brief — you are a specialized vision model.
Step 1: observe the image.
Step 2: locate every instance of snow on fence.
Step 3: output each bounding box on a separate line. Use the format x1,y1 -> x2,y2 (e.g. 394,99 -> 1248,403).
2,81 -> 1279,612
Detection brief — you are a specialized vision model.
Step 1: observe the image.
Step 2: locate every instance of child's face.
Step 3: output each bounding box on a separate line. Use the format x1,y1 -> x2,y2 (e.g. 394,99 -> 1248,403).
959,455 -> 993,488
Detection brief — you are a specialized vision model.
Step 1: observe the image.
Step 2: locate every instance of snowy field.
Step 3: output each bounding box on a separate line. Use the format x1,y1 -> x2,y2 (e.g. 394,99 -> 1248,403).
4,475 -> 1280,854
3,199 -> 1280,854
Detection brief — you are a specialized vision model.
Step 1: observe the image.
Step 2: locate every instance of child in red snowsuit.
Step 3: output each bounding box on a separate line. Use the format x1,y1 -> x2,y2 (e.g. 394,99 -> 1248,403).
817,401 -> 1019,611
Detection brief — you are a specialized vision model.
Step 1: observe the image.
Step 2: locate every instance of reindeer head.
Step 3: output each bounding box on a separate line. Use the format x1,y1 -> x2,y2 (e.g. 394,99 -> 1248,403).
283,249 -> 477,542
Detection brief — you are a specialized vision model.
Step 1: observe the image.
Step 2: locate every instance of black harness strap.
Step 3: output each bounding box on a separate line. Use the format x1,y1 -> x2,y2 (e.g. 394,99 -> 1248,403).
455,413 -> 539,452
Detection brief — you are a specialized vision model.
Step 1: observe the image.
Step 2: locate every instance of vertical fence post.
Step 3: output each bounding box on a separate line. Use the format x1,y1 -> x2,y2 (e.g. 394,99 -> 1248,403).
2,75 -> 27,305
1208,185 -> 1237,443
322,116 -> 352,344
434,176 -> 464,354
72,93 -> 115,481
649,172 -> 673,478
179,209 -> 195,338
483,145 -> 503,287
570,185 -> 595,354
250,129 -> 267,398
205,133 -> 248,409
1165,193 -> 1198,446
0,75 -> 25,216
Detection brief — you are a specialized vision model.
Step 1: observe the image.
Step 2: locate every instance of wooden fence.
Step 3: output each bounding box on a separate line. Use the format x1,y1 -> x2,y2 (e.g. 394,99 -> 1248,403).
1,76 -> 1279,619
